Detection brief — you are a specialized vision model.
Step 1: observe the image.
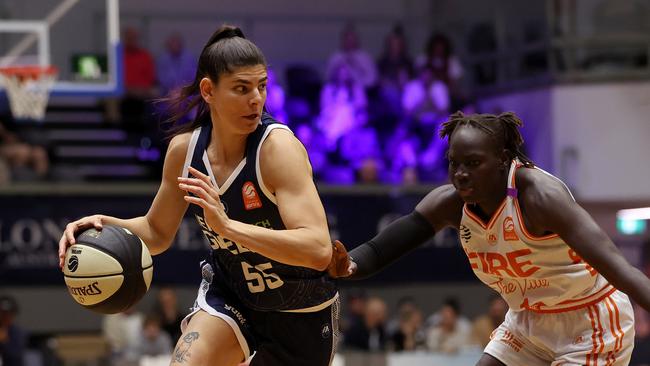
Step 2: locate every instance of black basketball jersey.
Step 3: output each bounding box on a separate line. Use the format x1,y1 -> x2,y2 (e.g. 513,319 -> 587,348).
183,113 -> 337,311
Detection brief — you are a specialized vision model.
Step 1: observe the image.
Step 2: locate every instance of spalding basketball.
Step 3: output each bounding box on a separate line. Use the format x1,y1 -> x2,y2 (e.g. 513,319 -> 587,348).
63,225 -> 153,314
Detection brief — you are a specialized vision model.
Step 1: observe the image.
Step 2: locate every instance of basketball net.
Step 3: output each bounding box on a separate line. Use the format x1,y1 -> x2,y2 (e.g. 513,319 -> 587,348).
0,66 -> 57,120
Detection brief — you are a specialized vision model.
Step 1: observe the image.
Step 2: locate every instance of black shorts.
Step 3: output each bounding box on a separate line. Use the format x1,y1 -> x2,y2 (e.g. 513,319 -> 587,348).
182,262 -> 340,366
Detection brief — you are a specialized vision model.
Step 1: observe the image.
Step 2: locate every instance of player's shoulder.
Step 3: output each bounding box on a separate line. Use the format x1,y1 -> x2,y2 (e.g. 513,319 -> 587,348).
167,131 -> 194,157
415,184 -> 464,230
516,166 -> 573,213
261,126 -> 302,158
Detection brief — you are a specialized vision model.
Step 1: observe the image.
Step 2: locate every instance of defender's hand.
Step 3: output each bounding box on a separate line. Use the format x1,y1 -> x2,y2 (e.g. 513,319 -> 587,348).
327,240 -> 356,278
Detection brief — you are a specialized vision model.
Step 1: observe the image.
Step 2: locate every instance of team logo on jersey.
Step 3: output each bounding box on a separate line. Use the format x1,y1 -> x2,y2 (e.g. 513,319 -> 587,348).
460,225 -> 472,243
242,181 -> 262,210
321,323 -> 331,339
503,217 -> 519,241
487,232 -> 498,245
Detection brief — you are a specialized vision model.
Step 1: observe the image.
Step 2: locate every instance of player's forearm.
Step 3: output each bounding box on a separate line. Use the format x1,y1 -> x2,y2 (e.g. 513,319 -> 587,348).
98,215 -> 171,255
606,265 -> 650,311
348,211 -> 435,280
223,221 -> 332,271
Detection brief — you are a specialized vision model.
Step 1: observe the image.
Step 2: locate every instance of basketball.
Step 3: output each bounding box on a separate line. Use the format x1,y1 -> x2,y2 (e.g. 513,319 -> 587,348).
63,225 -> 153,314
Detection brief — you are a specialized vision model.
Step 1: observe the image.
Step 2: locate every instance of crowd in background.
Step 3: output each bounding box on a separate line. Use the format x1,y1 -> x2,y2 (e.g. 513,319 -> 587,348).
112,23 -> 476,185
0,22 -> 484,186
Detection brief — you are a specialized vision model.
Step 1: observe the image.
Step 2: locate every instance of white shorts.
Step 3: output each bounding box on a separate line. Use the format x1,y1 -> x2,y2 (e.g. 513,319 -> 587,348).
485,290 -> 634,366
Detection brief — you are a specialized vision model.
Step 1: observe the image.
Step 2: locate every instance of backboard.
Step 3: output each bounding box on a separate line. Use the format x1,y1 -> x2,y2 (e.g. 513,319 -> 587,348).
0,0 -> 122,97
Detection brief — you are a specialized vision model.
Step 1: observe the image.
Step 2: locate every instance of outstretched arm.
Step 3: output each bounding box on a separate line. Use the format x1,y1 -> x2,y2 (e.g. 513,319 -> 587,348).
523,174 -> 650,311
335,184 -> 463,279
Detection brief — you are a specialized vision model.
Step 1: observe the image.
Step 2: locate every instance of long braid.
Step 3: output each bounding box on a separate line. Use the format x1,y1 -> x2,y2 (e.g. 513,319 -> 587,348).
440,111 -> 534,167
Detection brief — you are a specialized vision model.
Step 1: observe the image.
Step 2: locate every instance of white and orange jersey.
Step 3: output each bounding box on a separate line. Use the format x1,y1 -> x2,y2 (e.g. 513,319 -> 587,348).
460,159 -> 615,313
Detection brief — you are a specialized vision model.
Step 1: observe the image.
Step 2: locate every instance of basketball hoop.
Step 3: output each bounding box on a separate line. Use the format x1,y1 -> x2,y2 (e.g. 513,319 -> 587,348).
0,65 -> 57,120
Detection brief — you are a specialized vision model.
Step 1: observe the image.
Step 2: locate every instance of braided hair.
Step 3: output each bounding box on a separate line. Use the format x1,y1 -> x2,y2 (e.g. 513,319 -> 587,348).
440,111 -> 534,167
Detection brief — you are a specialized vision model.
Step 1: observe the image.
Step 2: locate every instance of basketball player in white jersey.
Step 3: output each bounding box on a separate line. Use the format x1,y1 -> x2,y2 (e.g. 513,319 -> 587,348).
328,111 -> 650,365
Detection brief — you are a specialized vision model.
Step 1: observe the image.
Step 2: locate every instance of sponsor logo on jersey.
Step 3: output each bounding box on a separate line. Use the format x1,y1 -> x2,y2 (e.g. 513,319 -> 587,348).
487,232 -> 498,245
242,181 -> 262,210
503,216 -> 519,241
499,330 -> 523,352
460,225 -> 472,243
321,323 -> 331,338
224,304 -> 247,325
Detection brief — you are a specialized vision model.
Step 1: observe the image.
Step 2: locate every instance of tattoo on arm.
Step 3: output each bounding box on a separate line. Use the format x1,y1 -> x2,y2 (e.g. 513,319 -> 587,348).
172,332 -> 200,364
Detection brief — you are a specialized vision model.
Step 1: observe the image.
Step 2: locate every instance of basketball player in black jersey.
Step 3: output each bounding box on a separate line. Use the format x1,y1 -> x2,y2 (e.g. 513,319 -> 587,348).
59,26 -> 339,366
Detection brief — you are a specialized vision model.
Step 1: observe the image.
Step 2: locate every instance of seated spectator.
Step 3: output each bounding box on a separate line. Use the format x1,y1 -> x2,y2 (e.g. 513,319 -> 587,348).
151,286 -> 184,343
377,24 -> 413,120
416,32 -> 465,109
264,68 -> 288,125
295,124 -> 329,180
156,32 -> 195,98
0,120 -> 49,183
425,298 -> 472,354
339,110 -> 381,178
102,306 -> 144,364
326,23 -> 377,89
136,313 -> 173,358
387,297 -> 425,352
471,295 -> 508,348
383,123 -> 420,184
402,65 -> 450,134
317,61 -> 367,151
0,295 -> 27,366
344,297 -> 388,352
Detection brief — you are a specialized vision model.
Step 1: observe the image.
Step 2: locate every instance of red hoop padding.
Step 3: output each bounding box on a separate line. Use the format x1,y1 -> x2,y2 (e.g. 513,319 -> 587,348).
0,66 -> 58,81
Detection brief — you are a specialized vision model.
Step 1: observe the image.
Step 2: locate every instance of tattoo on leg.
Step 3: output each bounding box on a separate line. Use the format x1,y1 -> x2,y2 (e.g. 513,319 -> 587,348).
173,332 -> 200,363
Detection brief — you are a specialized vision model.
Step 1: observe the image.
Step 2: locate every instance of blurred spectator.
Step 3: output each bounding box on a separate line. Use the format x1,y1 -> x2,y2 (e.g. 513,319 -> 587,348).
107,27 -> 157,126
376,25 -> 413,121
326,24 -> 377,88
383,123 -> 420,184
0,295 -> 26,366
466,23 -> 498,85
156,32 -> 196,97
425,298 -> 471,354
387,297 -> 425,352
471,295 -> 508,348
123,27 -> 157,99
341,291 -> 367,333
339,110 -> 381,180
417,33 -> 464,109
151,286 -> 184,343
0,120 -> 49,183
344,297 -> 387,352
318,61 -> 367,151
264,68 -> 288,125
102,306 -> 144,364
295,124 -> 329,180
136,313 -> 173,358
402,65 -> 450,131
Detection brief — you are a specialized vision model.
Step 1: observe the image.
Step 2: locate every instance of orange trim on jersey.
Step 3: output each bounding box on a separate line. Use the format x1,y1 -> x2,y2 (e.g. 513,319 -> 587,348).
610,297 -> 624,351
527,286 -> 617,314
512,198 -> 560,241
557,284 -> 614,306
587,306 -> 597,366
463,199 -> 507,230
509,163 -> 560,241
604,298 -> 621,366
594,305 -> 605,359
